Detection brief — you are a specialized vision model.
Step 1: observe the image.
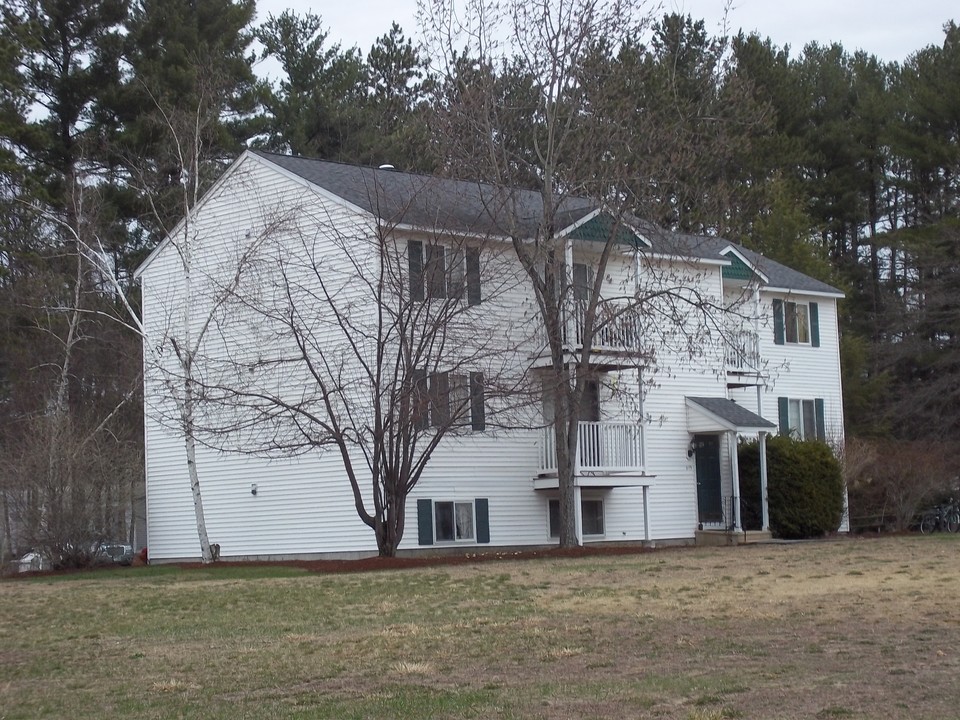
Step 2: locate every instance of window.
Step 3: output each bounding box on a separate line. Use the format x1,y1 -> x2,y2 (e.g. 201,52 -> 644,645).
572,262 -> 593,305
434,501 -> 475,542
408,241 -> 481,305
784,301 -> 809,344
778,397 -> 825,441
418,498 -> 489,545
773,299 -> 820,347
413,370 -> 485,431
581,500 -> 604,535
549,498 -> 605,538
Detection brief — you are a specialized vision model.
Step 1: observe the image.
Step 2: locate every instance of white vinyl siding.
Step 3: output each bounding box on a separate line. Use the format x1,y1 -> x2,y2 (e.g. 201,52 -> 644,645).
139,153 -> 845,560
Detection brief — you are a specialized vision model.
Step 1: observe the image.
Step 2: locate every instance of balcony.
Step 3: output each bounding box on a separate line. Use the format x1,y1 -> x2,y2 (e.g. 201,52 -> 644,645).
724,329 -> 760,372
538,421 -> 645,476
567,302 -> 642,351
531,302 -> 644,363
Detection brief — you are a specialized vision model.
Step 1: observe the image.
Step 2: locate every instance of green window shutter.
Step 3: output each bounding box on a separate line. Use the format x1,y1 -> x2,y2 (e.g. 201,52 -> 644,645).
466,248 -> 481,306
773,299 -> 785,345
429,372 -> 449,427
412,369 -> 429,430
814,398 -> 826,441
475,498 -> 490,543
425,244 -> 447,298
810,302 -> 820,347
408,241 -> 424,301
778,397 -> 790,436
417,499 -> 434,545
470,372 -> 485,431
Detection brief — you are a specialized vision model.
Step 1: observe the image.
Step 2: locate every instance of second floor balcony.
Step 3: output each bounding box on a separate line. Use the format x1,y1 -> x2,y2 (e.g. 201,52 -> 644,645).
724,329 -> 760,373
567,302 -> 643,351
532,301 -> 644,360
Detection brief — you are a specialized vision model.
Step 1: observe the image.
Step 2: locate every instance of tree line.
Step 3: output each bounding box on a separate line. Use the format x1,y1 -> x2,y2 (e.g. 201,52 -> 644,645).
1,0 -> 957,562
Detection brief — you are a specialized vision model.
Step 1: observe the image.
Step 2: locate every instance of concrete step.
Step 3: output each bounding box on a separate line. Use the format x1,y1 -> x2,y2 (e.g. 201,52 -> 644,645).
695,529 -> 774,546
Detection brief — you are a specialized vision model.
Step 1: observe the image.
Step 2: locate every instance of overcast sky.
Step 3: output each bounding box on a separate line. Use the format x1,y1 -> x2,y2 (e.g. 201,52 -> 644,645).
255,0 -> 954,65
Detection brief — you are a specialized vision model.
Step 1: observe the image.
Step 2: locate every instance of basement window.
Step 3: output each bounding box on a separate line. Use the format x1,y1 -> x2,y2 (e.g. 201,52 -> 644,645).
548,498 -> 605,538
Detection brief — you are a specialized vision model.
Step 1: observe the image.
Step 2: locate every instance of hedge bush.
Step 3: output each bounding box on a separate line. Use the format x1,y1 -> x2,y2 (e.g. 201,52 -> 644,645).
739,435 -> 845,539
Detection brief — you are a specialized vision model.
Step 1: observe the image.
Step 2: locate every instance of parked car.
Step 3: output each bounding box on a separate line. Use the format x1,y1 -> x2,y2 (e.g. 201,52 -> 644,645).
95,543 -> 134,566
18,551 -> 49,573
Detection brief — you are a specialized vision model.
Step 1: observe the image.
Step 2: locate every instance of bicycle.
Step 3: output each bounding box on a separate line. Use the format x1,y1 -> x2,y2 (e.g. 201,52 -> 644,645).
919,498 -> 960,534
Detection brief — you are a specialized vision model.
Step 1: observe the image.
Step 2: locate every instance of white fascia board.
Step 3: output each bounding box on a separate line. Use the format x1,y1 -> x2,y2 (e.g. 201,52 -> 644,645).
556,209 -> 654,249
762,286 -> 846,300
555,207 -> 601,236
391,222 -> 514,244
645,251 -> 729,267
134,151 -> 254,280
134,150 -> 378,280
718,245 -> 770,284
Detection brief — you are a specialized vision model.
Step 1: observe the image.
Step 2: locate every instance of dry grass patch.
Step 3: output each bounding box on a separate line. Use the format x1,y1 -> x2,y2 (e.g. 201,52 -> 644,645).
1,536 -> 959,718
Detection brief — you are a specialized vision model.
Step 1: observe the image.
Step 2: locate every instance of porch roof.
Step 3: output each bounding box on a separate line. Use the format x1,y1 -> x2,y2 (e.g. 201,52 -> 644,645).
685,397 -> 776,434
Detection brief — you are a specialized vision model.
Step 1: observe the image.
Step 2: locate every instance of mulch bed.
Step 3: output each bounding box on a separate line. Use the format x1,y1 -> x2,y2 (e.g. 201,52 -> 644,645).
177,542 -> 659,574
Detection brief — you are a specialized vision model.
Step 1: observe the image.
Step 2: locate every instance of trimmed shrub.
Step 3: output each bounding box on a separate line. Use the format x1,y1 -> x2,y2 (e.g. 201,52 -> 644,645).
739,435 -> 845,539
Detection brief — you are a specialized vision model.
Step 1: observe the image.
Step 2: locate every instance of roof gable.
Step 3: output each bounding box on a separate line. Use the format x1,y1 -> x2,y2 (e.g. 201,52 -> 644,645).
562,212 -> 651,249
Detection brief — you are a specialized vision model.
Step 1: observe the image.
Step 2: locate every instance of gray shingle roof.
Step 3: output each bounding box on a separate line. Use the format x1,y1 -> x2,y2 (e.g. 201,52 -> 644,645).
254,150 -> 842,296
670,233 -> 842,296
254,150 -> 594,239
687,397 -> 776,430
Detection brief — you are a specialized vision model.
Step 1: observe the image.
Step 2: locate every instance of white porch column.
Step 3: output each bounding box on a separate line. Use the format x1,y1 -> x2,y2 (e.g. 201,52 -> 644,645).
759,431 -> 770,531
729,431 -> 743,532
564,236 -> 575,346
574,482 -> 584,545
642,485 -> 651,542
573,418 -> 583,545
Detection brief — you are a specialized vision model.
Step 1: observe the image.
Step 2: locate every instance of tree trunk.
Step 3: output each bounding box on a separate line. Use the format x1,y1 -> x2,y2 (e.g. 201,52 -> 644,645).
183,378 -> 213,563
554,364 -> 580,548
373,489 -> 405,557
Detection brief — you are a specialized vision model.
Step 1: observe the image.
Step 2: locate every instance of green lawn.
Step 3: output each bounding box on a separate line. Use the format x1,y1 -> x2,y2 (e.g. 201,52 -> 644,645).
2,535 -> 958,719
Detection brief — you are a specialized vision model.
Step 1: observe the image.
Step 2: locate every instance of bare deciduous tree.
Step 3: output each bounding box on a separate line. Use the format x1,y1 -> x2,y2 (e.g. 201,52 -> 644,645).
4,187 -> 143,569
421,0 -> 758,546
198,181 -> 529,556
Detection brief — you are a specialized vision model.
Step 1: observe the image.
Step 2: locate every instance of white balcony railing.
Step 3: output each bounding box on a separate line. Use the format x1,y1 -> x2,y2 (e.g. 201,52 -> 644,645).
568,302 -> 642,351
724,329 -> 759,371
539,421 -> 645,475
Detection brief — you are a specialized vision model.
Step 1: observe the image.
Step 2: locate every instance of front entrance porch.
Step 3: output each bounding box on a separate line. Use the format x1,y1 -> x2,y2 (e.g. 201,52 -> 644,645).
686,397 -> 776,541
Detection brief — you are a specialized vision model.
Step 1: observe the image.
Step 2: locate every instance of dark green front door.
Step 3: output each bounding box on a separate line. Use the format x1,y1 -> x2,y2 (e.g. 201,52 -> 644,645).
694,434 -> 723,524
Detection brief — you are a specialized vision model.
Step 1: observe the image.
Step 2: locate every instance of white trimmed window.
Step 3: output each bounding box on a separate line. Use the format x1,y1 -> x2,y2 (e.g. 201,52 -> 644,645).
778,397 -> 826,441
413,370 -> 486,431
784,301 -> 810,344
773,299 -> 820,347
434,501 -> 475,542
408,241 -> 482,305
